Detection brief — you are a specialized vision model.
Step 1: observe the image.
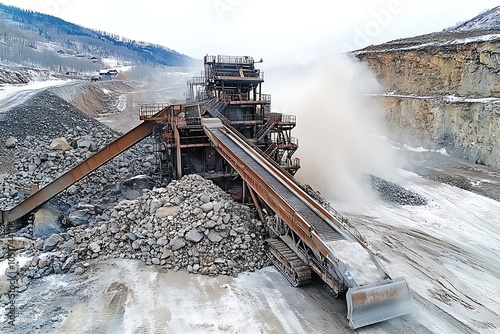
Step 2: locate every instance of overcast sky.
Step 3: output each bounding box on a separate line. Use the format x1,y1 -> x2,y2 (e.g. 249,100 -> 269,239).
1,0 -> 498,65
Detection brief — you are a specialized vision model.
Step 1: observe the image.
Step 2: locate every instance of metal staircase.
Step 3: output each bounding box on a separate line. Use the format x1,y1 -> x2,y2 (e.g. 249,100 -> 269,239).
201,98 -> 230,119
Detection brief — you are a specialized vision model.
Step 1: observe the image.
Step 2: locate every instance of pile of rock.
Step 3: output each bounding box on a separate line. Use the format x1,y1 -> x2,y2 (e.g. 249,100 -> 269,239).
369,174 -> 428,206
0,174 -> 268,300
0,91 -> 155,212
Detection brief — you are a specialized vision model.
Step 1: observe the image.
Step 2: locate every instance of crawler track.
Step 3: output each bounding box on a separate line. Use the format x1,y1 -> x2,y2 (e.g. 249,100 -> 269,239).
265,238 -> 311,287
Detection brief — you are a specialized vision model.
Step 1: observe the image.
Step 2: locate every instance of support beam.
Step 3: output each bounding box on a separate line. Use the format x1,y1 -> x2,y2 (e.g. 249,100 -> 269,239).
174,125 -> 182,179
242,179 -> 247,203
247,185 -> 266,225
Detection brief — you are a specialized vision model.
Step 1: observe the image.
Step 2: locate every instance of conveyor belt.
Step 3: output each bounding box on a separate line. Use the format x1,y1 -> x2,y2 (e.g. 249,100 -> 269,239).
207,126 -> 346,243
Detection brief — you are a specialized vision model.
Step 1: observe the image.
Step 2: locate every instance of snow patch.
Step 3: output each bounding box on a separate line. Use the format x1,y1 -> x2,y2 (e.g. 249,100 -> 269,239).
371,92 -> 500,105
356,34 -> 500,54
0,254 -> 32,275
400,144 -> 449,156
444,95 -> 500,104
402,145 -> 428,153
0,79 -> 71,112
116,94 -> 127,112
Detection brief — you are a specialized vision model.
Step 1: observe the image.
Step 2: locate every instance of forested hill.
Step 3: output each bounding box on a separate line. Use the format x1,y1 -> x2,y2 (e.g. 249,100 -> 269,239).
0,3 -> 193,72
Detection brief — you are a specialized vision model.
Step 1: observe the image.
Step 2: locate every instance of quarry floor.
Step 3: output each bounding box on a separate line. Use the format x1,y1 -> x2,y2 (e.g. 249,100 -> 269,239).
1,79 -> 499,333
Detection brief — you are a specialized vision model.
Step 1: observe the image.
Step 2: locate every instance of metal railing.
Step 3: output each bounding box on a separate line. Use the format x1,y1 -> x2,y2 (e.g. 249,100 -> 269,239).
204,55 -> 217,63
269,137 -> 299,147
280,114 -> 296,123
217,55 -> 254,64
259,94 -> 271,102
221,92 -> 250,102
267,113 -> 296,123
140,103 -> 171,118
189,75 -> 206,85
282,157 -> 301,169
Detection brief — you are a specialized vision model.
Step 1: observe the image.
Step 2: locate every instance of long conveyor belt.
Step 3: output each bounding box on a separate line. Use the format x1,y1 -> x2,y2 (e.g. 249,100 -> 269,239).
203,118 -> 414,329
206,124 -> 349,244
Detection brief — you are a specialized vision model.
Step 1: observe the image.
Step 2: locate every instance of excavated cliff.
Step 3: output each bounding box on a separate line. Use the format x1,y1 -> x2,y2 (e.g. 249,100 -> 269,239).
355,8 -> 500,170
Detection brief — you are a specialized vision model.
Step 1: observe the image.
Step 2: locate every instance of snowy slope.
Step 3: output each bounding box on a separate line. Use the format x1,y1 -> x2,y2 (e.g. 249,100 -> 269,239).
454,6 -> 500,32
356,6 -> 500,54
0,4 -> 194,74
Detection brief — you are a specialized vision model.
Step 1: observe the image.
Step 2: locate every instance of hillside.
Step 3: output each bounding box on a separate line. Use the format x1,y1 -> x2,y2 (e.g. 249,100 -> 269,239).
0,3 -> 194,74
354,7 -> 500,170
454,6 -> 500,32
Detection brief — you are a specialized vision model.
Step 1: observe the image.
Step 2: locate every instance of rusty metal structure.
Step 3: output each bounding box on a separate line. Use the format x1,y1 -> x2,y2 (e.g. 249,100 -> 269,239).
1,55 -> 413,329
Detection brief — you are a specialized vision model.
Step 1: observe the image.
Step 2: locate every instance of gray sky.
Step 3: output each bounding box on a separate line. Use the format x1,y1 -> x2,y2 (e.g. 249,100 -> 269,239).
1,0 -> 498,65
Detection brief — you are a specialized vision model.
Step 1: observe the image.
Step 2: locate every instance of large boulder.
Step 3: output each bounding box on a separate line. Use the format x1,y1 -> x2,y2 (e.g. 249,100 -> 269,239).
207,231 -> 223,243
65,204 -> 96,227
185,229 -> 204,243
66,210 -> 88,227
156,206 -> 180,219
43,234 -> 63,252
5,136 -> 18,148
168,237 -> 186,251
33,207 -> 64,238
76,136 -> 92,148
49,137 -> 71,151
201,202 -> 214,213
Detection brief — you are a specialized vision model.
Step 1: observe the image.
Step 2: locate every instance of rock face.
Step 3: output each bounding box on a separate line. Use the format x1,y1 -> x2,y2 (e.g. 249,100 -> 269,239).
381,97 -> 500,168
357,42 -> 500,97
356,34 -> 500,169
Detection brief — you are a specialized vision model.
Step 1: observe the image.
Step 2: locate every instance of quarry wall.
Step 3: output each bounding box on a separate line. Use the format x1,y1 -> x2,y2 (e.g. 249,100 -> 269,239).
357,40 -> 500,169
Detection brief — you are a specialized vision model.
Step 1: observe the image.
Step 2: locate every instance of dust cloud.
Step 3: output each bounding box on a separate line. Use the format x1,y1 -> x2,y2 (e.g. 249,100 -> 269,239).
266,55 -> 396,205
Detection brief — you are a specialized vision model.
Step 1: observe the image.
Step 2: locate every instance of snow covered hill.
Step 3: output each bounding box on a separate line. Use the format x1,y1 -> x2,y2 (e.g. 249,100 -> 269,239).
454,6 -> 500,32
0,4 -> 194,75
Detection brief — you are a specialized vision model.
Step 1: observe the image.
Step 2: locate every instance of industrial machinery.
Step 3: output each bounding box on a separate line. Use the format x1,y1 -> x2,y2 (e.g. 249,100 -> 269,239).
1,55 -> 413,329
